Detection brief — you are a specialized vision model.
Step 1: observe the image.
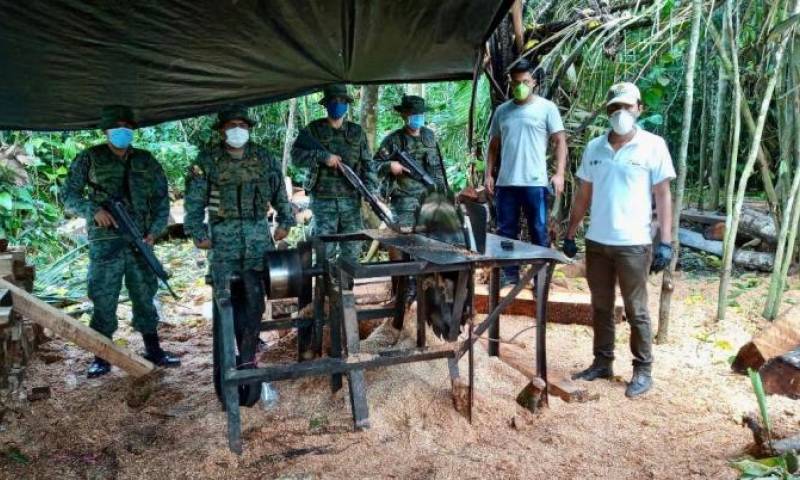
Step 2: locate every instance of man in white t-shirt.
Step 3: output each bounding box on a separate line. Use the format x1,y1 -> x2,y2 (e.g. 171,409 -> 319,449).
563,82 -> 676,398
485,59 -> 568,286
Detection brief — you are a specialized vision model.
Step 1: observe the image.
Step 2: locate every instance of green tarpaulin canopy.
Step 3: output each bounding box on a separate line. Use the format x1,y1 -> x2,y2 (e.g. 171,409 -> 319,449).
0,0 -> 513,131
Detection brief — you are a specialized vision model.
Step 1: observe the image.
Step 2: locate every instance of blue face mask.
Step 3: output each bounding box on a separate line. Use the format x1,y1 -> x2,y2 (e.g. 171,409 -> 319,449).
107,127 -> 134,149
326,101 -> 348,120
407,114 -> 425,130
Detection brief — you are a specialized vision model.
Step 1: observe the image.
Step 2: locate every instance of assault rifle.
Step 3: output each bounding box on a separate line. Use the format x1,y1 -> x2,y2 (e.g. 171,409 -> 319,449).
294,130 -> 399,232
376,147 -> 437,191
100,194 -> 179,299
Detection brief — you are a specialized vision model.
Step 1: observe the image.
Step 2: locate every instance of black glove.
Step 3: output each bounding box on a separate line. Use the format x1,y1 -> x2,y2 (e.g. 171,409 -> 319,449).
563,237 -> 578,258
650,242 -> 673,273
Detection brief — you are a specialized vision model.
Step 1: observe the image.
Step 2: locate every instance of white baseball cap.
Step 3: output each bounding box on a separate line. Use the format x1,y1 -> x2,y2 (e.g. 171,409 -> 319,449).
606,82 -> 641,107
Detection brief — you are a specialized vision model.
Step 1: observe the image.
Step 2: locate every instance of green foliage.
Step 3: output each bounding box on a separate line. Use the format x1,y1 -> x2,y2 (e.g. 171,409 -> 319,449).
748,368 -> 772,434
732,453 -> 800,479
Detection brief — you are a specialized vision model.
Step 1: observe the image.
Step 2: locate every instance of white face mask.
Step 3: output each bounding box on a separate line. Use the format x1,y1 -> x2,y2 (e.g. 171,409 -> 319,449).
609,109 -> 637,135
225,127 -> 249,148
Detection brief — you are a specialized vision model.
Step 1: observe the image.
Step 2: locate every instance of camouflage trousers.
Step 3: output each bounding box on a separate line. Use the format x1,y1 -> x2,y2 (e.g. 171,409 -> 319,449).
311,196 -> 364,266
390,196 -> 421,228
87,239 -> 158,338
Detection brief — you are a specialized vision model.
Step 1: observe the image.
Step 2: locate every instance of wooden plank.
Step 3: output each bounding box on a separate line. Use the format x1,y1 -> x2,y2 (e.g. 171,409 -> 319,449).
732,306 -> 800,373
474,284 -> 624,325
0,279 -> 153,377
479,338 -> 590,403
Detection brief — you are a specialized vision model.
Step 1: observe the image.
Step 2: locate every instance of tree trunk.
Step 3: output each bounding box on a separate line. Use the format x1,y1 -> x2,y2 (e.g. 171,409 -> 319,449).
695,46 -> 710,210
719,0 -> 798,322
706,63 -> 727,211
281,98 -> 297,177
656,0 -> 702,344
359,85 -> 380,151
717,0 -> 744,322
764,79 -> 800,320
708,24 -> 780,218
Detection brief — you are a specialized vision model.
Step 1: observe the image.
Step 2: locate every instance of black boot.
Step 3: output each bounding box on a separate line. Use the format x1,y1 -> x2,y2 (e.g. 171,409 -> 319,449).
142,332 -> 181,368
625,369 -> 653,398
571,362 -> 613,381
87,356 -> 111,378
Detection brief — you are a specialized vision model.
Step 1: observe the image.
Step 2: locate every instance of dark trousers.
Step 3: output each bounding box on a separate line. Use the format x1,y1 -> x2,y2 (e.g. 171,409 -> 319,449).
495,186 -> 550,280
586,240 -> 653,373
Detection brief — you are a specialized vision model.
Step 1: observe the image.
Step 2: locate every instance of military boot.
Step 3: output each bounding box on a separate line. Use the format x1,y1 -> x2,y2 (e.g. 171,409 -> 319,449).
87,356 -> 111,378
142,332 -> 181,367
625,369 -> 653,398
571,361 -> 613,381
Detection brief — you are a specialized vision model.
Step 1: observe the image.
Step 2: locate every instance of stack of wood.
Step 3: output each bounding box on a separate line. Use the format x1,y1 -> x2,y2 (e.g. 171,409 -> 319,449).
0,239 -> 36,404
679,206 -> 777,271
732,310 -> 800,399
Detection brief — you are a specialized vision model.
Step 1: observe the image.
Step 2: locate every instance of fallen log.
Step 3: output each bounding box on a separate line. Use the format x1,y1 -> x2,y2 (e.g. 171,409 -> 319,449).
732,307 -> 800,373
474,285 -> 623,325
0,279 -> 154,377
678,228 -> 774,271
771,433 -> 800,455
681,208 -> 777,244
759,347 -> 800,400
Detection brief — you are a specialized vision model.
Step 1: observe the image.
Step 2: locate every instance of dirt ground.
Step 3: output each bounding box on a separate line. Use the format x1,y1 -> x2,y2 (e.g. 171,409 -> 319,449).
1,262 -> 799,479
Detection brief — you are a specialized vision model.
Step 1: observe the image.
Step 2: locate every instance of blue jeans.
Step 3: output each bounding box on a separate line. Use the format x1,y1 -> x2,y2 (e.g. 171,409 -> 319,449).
495,186 -> 550,281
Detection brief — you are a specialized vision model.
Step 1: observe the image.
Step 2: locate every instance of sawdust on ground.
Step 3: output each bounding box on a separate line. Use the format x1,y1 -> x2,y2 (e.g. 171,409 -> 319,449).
1,269 -> 799,479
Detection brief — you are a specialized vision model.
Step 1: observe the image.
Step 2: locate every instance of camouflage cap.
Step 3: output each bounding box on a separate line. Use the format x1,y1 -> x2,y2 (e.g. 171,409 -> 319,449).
318,84 -> 354,105
393,95 -> 428,114
213,104 -> 257,129
98,105 -> 137,130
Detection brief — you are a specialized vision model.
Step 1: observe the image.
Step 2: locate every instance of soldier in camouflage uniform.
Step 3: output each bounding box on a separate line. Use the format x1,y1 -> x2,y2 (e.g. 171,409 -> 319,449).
184,105 -> 294,373
376,95 -> 448,226
63,105 -> 180,378
376,95 -> 448,302
291,84 -> 380,269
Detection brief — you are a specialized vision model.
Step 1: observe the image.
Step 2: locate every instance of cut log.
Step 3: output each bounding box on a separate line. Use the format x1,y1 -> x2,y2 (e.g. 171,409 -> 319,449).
678,228 -> 774,271
771,433 -> 800,456
681,208 -> 726,225
0,279 -> 154,377
732,307 -> 800,373
682,208 -> 777,244
474,285 -> 623,325
480,338 -> 591,403
739,208 -> 777,245
759,347 -> 800,399
703,222 -> 726,241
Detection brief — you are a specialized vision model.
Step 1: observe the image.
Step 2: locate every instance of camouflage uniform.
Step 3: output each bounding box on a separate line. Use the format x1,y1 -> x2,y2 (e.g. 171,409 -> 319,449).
184,142 -> 294,279
291,101 -> 379,266
376,126 -> 447,226
63,145 -> 169,338
184,132 -> 294,367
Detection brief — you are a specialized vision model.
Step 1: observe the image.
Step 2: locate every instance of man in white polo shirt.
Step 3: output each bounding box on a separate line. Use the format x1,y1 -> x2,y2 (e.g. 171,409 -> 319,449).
485,59 -> 568,286
563,82 -> 675,398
